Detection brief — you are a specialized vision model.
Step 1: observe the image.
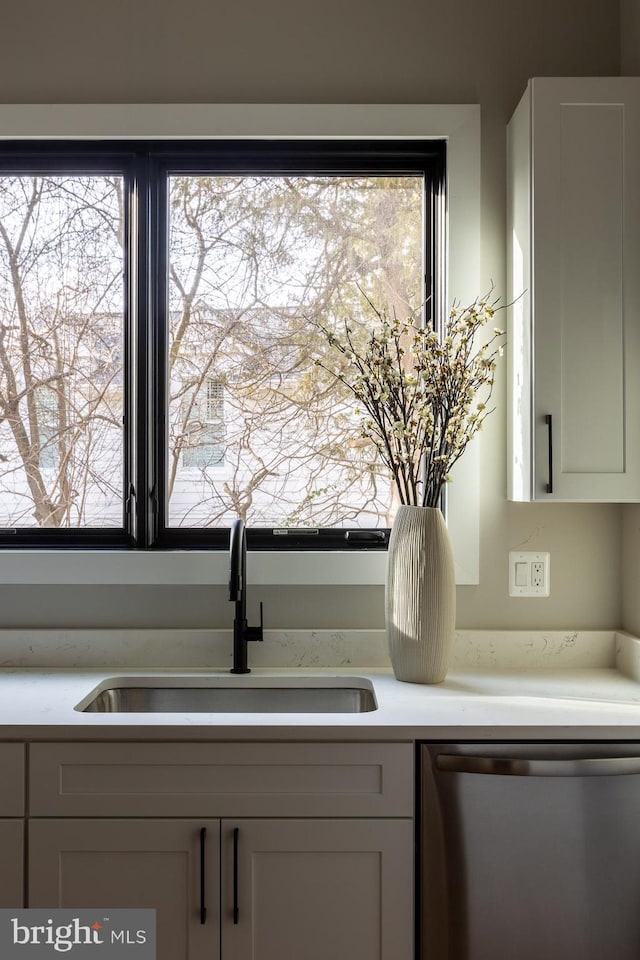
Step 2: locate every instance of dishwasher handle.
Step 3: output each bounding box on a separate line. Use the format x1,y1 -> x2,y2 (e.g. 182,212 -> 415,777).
435,754 -> 640,777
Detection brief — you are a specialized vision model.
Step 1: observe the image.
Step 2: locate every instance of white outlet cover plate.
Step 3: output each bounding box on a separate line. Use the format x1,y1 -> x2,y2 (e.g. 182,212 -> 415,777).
508,551 -> 550,597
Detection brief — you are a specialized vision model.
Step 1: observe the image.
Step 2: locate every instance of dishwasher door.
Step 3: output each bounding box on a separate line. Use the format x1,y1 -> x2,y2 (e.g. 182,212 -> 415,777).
421,742 -> 640,960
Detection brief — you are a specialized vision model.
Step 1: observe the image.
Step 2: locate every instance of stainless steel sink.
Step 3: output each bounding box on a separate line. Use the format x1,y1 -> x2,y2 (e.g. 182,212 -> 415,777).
77,678 -> 377,714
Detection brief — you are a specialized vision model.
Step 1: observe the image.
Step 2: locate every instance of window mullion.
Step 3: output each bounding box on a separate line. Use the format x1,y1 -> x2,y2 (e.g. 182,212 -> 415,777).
147,154 -> 169,548
128,150 -> 155,548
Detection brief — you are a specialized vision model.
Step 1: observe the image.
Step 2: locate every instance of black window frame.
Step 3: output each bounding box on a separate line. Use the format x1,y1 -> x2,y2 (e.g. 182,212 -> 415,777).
0,139 -> 446,551
0,145 -> 138,548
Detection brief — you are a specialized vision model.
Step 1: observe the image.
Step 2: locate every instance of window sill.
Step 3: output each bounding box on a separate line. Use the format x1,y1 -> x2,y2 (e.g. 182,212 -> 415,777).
0,550 -> 387,586
0,548 -> 477,586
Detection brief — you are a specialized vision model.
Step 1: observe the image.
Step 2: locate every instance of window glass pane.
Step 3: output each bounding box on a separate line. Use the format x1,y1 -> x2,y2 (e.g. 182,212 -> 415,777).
181,377 -> 226,469
167,173 -> 424,528
0,175 -> 125,527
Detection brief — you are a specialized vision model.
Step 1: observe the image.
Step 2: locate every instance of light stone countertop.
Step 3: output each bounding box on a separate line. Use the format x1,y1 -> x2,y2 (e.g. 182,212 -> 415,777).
0,629 -> 639,740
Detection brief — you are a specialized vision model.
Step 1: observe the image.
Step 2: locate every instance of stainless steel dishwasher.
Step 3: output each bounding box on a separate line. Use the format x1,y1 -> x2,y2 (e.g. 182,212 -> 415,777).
421,742 -> 640,959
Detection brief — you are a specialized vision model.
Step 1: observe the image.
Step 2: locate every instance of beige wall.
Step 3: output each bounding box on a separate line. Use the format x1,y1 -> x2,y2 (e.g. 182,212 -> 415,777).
0,0 -> 627,631
623,506 -> 640,635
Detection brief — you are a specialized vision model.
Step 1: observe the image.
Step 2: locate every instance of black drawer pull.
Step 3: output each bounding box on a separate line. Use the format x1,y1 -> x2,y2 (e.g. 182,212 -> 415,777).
199,827 -> 207,924
233,827 -> 240,924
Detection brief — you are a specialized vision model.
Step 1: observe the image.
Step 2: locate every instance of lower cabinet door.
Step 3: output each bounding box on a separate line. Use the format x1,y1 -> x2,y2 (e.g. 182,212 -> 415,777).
29,819 -> 220,960
221,819 -> 413,960
0,819 -> 24,907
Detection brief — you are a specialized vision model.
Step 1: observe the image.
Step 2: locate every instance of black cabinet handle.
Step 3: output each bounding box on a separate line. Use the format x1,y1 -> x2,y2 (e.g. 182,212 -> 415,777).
545,414 -> 553,494
233,827 -> 240,924
199,827 -> 207,925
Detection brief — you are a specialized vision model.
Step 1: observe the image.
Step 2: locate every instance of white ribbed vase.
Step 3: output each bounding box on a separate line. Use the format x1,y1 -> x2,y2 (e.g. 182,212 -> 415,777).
385,505 -> 456,684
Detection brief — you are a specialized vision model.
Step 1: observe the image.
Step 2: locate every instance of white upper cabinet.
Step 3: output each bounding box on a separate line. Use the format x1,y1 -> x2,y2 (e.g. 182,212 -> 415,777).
508,78 -> 640,501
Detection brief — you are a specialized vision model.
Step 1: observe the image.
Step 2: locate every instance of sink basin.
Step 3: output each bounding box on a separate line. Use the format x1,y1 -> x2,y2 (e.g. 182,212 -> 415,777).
77,677 -> 377,714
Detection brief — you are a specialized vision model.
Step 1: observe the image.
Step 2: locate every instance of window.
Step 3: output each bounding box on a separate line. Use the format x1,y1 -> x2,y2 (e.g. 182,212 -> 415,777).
0,139 -> 445,550
0,166 -> 125,540
34,385 -> 61,472
180,378 -> 226,470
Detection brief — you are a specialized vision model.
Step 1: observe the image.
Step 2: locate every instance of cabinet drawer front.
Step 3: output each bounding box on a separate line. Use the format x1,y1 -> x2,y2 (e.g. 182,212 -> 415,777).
0,744 -> 25,816
29,742 -> 413,817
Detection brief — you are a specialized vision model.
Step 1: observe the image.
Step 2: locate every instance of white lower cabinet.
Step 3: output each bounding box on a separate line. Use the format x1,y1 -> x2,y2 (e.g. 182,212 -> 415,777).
27,741 -> 414,960
29,819 -> 221,960
221,818 -> 413,960
29,817 -> 411,960
0,820 -> 24,907
0,743 -> 25,907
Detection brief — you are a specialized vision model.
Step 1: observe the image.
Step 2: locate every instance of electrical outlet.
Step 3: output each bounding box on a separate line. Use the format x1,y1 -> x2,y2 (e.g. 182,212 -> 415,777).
531,561 -> 545,589
509,551 -> 550,597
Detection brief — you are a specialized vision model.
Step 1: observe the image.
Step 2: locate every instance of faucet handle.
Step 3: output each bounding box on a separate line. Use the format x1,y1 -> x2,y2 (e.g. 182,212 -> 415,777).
246,602 -> 264,643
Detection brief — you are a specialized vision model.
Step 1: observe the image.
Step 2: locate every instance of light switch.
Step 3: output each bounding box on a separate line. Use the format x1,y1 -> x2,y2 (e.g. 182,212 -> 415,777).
515,562 -> 528,587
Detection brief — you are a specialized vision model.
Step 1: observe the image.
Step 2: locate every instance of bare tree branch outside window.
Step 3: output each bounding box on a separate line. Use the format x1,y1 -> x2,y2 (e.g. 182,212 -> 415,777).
0,176 -> 124,527
0,167 -> 426,533
167,174 -> 424,529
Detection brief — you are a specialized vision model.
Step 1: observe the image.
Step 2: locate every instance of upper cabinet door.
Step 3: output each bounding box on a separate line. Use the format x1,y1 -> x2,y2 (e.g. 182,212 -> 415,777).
508,78 -> 640,501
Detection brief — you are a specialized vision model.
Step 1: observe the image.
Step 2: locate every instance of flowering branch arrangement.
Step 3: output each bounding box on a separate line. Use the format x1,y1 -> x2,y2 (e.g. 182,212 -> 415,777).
314,293 -> 505,509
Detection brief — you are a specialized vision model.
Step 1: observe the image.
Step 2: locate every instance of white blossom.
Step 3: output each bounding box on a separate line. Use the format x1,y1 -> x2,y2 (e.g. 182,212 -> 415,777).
314,290 -> 506,508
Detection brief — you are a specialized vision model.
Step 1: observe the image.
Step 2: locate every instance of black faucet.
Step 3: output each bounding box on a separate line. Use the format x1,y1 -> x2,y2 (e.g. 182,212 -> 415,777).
228,518 -> 264,673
